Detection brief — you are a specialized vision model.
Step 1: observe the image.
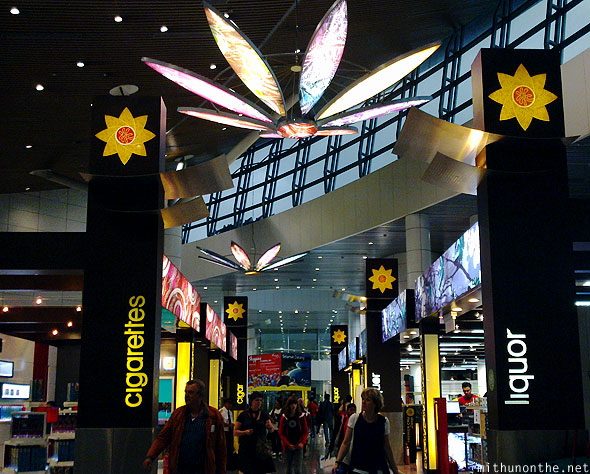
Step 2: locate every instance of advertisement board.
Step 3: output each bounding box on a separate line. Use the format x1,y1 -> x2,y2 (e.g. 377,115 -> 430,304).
337,348 -> 347,371
348,337 -> 357,364
382,290 -> 407,342
229,332 -> 238,360
205,304 -> 227,352
280,354 -> 311,387
162,255 -> 201,332
415,222 -> 481,321
248,354 -> 282,388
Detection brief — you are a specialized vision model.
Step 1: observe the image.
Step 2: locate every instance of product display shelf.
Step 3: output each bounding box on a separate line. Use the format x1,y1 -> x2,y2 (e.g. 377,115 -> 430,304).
3,438 -> 48,474
465,405 -> 487,471
47,412 -> 76,474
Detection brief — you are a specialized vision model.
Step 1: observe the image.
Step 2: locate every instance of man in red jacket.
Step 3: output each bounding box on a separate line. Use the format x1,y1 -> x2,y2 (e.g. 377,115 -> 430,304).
143,379 -> 227,474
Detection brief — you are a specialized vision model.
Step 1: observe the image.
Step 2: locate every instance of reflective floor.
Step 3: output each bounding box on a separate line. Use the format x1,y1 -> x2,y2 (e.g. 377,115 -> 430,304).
157,431 -> 421,474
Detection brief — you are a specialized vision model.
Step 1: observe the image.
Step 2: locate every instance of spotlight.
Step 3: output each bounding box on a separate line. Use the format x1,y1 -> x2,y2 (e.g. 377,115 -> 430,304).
67,321 -> 73,328
76,306 -> 82,312
51,329 -> 58,336
114,15 -> 123,22
35,297 -> 43,305
160,25 -> 168,33
2,306 -> 8,313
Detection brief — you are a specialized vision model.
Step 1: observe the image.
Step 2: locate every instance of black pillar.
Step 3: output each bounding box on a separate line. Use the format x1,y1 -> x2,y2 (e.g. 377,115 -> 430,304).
76,97 -> 166,473
473,49 -> 585,464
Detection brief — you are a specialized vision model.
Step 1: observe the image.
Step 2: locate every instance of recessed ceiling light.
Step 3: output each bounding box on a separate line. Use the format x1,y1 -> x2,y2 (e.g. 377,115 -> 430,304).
274,278 -> 278,282
410,331 -> 417,335
362,256 -> 367,260
35,297 -> 43,305
223,12 -> 230,18
210,63 -> 217,70
253,288 -> 257,291
278,311 -> 282,314
368,242 -> 374,245
2,306 -> 8,313
160,25 -> 168,33
403,335 -> 409,338
312,278 -> 317,282
468,297 -> 479,303
296,286 -> 301,289
51,329 -> 58,336
214,300 -> 218,303
35,84 -> 44,91
76,61 -> 85,68
25,145 -> 32,149
584,281 -> 590,287
10,7 -> 20,14
294,310 -> 299,314
25,187 -> 30,191
341,288 -> 346,291
315,268 -> 320,271
222,127 -> 227,130
452,306 -> 462,312
276,286 -> 280,289
318,256 -> 322,259
67,321 -> 73,328
203,286 -> 207,290
114,15 -> 123,22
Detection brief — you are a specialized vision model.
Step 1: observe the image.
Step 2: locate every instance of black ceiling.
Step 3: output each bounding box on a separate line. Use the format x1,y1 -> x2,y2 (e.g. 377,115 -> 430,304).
1,0 -> 502,193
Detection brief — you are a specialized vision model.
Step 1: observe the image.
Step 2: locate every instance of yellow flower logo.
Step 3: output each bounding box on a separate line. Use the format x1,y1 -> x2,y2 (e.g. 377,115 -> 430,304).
332,329 -> 347,344
95,107 -> 156,165
226,301 -> 245,322
488,64 -> 558,131
368,265 -> 396,293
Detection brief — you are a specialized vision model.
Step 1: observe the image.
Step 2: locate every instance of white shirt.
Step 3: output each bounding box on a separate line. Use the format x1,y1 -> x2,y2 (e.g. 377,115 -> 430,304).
220,406 -> 233,431
347,412 -> 390,435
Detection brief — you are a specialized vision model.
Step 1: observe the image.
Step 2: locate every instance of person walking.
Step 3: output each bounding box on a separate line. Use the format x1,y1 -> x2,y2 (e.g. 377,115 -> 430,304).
219,398 -> 235,469
307,397 -> 319,438
143,379 -> 226,474
234,392 -> 275,474
333,388 -> 400,474
278,396 -> 309,474
318,393 -> 334,447
269,400 -> 283,458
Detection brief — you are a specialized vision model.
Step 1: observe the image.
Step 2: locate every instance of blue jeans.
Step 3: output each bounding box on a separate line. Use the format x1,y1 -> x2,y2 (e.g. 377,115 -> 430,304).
285,447 -> 303,474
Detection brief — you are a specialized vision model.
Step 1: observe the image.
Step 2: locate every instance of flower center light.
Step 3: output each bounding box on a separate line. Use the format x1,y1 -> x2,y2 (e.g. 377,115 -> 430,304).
277,119 -> 318,138
512,85 -> 535,108
116,126 -> 136,144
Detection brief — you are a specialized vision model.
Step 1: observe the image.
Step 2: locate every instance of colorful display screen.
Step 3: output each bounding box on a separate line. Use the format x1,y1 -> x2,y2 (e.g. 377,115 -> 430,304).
281,354 -> 311,387
415,222 -> 481,321
338,348 -> 347,371
229,332 -> 238,360
205,304 -> 227,352
0,361 -> 14,378
359,329 -> 367,358
247,353 -> 311,388
248,354 -> 282,388
348,337 -> 357,364
1,383 -> 31,400
162,255 -> 201,332
382,290 -> 407,342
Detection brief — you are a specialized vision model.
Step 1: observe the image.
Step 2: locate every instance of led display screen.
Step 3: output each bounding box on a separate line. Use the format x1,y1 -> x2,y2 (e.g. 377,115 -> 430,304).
162,255 -> 201,332
1,383 -> 31,400
0,361 -> 14,378
337,348 -> 347,371
348,337 -> 357,364
205,304 -> 227,352
382,290 -> 408,342
415,222 -> 481,321
358,330 -> 367,358
229,332 -> 238,360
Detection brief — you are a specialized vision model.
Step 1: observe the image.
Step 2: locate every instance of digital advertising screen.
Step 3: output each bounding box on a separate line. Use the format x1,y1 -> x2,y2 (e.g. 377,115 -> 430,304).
0,361 -> 14,378
280,354 -> 311,387
205,304 -> 227,352
162,255 -> 201,332
248,354 -> 282,388
229,332 -> 238,360
1,383 -> 31,400
348,337 -> 358,364
415,222 -> 481,321
359,329 -> 367,358
337,348 -> 347,371
382,290 -> 407,342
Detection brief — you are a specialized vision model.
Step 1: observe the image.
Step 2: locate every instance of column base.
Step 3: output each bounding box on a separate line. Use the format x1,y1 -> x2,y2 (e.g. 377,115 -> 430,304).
75,427 -> 154,474
488,429 -> 588,465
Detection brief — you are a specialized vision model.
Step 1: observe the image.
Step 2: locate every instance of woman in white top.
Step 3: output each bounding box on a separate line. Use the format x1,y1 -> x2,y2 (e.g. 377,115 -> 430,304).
333,388 -> 400,474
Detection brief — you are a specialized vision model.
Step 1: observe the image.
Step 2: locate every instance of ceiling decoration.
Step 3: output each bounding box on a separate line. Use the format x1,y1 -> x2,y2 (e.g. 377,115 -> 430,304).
144,0 -> 439,140
197,241 -> 307,275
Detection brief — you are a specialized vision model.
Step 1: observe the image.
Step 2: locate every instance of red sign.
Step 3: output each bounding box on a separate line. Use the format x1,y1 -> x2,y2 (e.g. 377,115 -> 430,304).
248,354 -> 282,388
162,256 -> 200,332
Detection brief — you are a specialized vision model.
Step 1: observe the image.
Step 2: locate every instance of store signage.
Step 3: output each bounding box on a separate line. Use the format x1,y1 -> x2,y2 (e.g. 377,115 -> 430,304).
124,295 -> 149,408
371,372 -> 382,391
504,328 -> 533,405
236,383 -> 245,405
333,387 -> 340,404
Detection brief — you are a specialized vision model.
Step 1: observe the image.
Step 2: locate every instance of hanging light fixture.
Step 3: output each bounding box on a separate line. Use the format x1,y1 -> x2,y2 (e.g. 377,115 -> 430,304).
197,241 -> 307,275
143,0 -> 439,139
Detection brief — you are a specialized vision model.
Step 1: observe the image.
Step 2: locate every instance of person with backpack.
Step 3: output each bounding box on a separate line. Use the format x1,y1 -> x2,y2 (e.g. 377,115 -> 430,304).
333,388 -> 400,474
278,396 -> 309,474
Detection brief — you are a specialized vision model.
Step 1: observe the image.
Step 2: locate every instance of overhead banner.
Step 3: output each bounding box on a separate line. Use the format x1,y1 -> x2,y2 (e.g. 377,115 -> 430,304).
162,255 -> 201,332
